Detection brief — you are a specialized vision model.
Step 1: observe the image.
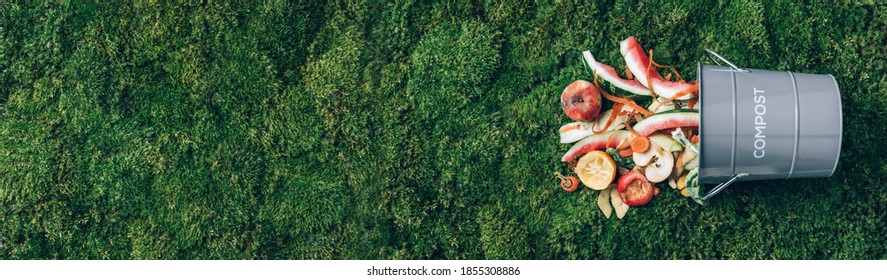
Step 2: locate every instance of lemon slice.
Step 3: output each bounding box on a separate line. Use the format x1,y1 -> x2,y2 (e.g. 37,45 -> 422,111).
576,150 -> 617,190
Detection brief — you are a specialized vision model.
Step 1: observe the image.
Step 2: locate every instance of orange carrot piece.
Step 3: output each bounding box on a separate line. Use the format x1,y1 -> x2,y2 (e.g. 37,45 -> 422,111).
617,148 -> 633,158
592,103 -> 625,134
631,136 -> 650,153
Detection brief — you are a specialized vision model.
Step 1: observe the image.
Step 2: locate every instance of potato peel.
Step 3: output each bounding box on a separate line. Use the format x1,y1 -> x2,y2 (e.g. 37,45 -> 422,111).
610,187 -> 630,219
597,186 -> 613,219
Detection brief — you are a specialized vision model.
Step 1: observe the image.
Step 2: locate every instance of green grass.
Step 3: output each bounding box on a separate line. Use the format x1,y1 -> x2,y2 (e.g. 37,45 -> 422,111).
0,1 -> 884,259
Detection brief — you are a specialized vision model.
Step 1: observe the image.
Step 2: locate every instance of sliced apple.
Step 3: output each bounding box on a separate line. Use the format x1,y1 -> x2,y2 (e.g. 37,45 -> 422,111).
610,187 -> 630,219
631,141 -> 658,166
649,132 -> 683,153
644,145 -> 674,183
597,185 -> 613,219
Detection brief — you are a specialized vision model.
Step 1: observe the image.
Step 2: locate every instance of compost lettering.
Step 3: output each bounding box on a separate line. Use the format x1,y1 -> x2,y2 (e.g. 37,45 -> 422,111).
753,87 -> 767,158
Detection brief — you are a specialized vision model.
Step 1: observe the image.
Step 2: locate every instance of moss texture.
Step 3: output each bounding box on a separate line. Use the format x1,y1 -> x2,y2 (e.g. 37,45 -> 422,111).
0,1 -> 884,259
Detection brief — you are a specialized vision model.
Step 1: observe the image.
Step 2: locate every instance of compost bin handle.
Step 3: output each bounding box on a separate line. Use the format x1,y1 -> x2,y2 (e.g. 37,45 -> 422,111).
703,48 -> 750,73
702,173 -> 750,200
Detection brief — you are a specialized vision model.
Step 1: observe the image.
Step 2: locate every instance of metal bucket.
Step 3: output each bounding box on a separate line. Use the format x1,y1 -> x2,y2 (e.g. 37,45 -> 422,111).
697,49 -> 842,200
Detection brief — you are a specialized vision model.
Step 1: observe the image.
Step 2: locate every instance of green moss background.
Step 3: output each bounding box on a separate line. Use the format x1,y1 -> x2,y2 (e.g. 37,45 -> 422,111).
0,1 -> 884,259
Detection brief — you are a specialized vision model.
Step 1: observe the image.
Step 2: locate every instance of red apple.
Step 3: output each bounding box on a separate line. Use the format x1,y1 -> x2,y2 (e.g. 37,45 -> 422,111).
560,80 -> 602,122
617,171 -> 655,207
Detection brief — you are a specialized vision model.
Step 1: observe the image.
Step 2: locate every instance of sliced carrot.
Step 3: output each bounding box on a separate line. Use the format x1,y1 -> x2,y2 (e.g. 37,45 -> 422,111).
691,135 -> 699,144
567,161 -> 578,169
631,136 -> 650,153
625,66 -> 634,80
617,147 -> 633,158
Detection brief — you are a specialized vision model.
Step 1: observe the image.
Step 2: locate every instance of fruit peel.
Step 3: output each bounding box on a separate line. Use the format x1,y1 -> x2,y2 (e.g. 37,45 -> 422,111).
610,187 -> 630,219
597,186 -> 613,219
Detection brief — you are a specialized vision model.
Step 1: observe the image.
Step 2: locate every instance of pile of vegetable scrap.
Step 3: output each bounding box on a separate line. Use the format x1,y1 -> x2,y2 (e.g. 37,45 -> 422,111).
556,36 -> 702,219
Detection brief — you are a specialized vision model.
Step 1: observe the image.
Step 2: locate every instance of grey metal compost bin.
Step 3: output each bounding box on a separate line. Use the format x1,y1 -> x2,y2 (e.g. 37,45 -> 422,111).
697,49 -> 842,200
